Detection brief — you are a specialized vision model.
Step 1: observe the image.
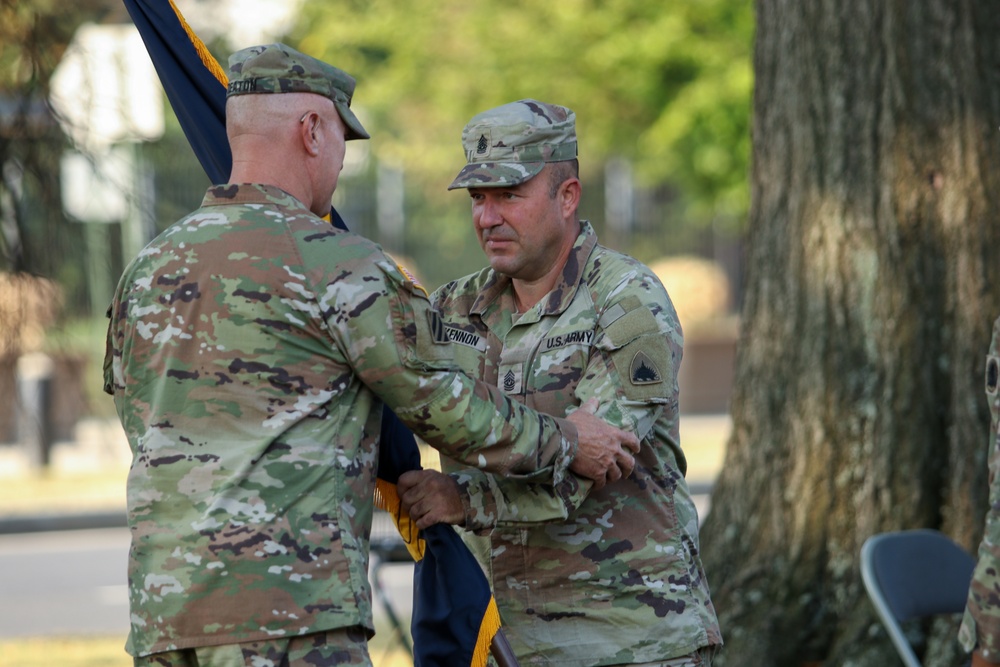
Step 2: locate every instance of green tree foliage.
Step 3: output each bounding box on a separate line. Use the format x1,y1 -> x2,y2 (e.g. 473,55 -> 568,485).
292,0 -> 752,224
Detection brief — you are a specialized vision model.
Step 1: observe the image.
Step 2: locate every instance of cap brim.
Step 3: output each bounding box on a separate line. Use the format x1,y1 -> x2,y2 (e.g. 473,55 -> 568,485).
447,161 -> 544,190
335,101 -> 370,140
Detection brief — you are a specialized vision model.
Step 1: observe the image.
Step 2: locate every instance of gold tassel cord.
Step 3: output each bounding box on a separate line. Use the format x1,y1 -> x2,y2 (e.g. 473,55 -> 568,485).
374,477 -> 426,561
167,0 -> 228,86
473,597 -> 503,667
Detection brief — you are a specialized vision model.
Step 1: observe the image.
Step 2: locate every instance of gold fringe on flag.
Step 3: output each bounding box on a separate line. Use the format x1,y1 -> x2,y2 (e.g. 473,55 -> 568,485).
374,477 -> 426,561
473,597 -> 504,667
167,0 -> 228,86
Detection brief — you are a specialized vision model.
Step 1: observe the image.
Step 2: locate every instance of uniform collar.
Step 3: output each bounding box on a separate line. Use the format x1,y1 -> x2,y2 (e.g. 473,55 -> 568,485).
201,183 -> 311,212
471,220 -> 598,319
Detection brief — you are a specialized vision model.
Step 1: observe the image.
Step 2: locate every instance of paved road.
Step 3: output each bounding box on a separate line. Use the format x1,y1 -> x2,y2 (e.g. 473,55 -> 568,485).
0,527 -> 130,638
0,490 -> 710,640
0,526 -> 415,642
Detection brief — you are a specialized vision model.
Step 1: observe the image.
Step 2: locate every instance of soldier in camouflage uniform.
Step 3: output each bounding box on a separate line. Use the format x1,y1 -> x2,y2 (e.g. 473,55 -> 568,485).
961,316 -> 1000,666
103,47 -> 640,667
399,100 -> 723,666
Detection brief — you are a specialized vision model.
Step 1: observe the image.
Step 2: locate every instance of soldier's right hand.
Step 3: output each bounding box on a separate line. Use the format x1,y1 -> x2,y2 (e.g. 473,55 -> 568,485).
399,469 -> 465,529
566,398 -> 639,489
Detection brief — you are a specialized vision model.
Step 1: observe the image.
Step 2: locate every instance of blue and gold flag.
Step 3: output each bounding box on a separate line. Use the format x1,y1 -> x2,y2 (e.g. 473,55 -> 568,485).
121,2 -> 512,665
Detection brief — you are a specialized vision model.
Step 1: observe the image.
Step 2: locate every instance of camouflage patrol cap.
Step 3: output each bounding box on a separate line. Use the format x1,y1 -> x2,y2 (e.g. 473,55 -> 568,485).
226,43 -> 369,141
448,99 -> 577,190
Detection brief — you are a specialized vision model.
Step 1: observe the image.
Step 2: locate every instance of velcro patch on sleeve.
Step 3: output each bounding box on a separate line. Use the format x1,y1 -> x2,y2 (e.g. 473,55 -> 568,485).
599,298 -> 672,400
602,302 -> 658,348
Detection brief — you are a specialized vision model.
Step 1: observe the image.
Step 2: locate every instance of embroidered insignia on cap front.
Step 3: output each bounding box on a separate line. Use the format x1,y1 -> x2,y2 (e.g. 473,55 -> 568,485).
630,350 -> 662,385
477,134 -> 489,155
987,355 -> 999,395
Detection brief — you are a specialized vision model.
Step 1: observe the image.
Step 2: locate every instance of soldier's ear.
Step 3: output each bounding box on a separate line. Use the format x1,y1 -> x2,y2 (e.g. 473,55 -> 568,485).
299,111 -> 321,156
559,178 -> 581,217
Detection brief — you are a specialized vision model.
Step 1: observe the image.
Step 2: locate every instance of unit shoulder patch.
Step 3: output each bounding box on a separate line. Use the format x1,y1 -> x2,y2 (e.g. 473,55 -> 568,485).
630,350 -> 662,385
426,309 -> 450,345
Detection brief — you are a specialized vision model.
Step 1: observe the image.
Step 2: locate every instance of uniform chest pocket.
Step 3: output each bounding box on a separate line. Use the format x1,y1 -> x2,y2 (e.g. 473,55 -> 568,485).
526,331 -> 594,394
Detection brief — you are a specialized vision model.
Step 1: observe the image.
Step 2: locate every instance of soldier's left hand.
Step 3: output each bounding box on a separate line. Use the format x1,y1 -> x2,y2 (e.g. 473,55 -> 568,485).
566,398 -> 639,488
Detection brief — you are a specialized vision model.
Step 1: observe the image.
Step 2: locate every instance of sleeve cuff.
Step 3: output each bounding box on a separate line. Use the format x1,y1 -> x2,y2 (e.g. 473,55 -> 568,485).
451,469 -> 499,534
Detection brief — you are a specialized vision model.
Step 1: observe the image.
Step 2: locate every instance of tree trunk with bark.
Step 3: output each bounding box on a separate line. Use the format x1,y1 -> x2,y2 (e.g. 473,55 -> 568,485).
699,1 -> 1000,665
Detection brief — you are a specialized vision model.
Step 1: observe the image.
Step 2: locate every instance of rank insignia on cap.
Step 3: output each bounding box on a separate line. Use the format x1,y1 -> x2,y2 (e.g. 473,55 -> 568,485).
987,355 -> 999,395
630,351 -> 662,385
426,309 -> 450,345
476,134 -> 489,155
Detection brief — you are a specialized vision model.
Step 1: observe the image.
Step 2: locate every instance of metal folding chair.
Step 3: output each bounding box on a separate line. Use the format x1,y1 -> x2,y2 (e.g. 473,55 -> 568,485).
860,529 -> 976,667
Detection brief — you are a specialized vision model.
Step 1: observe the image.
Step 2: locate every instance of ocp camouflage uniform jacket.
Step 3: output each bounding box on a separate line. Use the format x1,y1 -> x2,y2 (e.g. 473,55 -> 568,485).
103,184 -> 579,657
432,221 -> 723,666
961,315 -> 1000,661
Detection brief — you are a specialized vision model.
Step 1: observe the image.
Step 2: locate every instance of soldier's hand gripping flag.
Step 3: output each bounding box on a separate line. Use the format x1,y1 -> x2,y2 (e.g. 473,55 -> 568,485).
120,2 -> 516,665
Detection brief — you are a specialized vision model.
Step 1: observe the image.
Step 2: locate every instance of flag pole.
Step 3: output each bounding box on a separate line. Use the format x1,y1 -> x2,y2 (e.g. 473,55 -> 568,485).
490,629 -> 520,667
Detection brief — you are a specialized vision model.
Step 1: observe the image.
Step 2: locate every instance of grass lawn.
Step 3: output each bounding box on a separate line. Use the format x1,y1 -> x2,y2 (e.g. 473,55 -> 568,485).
0,466 -> 127,516
0,634 -> 414,667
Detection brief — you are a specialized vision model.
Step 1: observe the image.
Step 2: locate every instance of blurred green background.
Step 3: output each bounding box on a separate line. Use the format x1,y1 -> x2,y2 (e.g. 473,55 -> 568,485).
0,0 -> 751,422
0,0 -> 746,488
0,2 -> 746,661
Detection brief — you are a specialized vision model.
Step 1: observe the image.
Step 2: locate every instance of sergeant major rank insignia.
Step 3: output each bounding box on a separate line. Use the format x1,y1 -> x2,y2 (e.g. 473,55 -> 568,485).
630,350 -> 662,385
503,369 -> 518,392
499,366 -> 522,394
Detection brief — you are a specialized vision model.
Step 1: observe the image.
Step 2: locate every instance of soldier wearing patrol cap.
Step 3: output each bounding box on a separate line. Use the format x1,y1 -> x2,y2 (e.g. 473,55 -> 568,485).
226,42 -> 369,141
399,99 -> 724,666
961,316 -> 1000,667
105,49 -> 640,667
